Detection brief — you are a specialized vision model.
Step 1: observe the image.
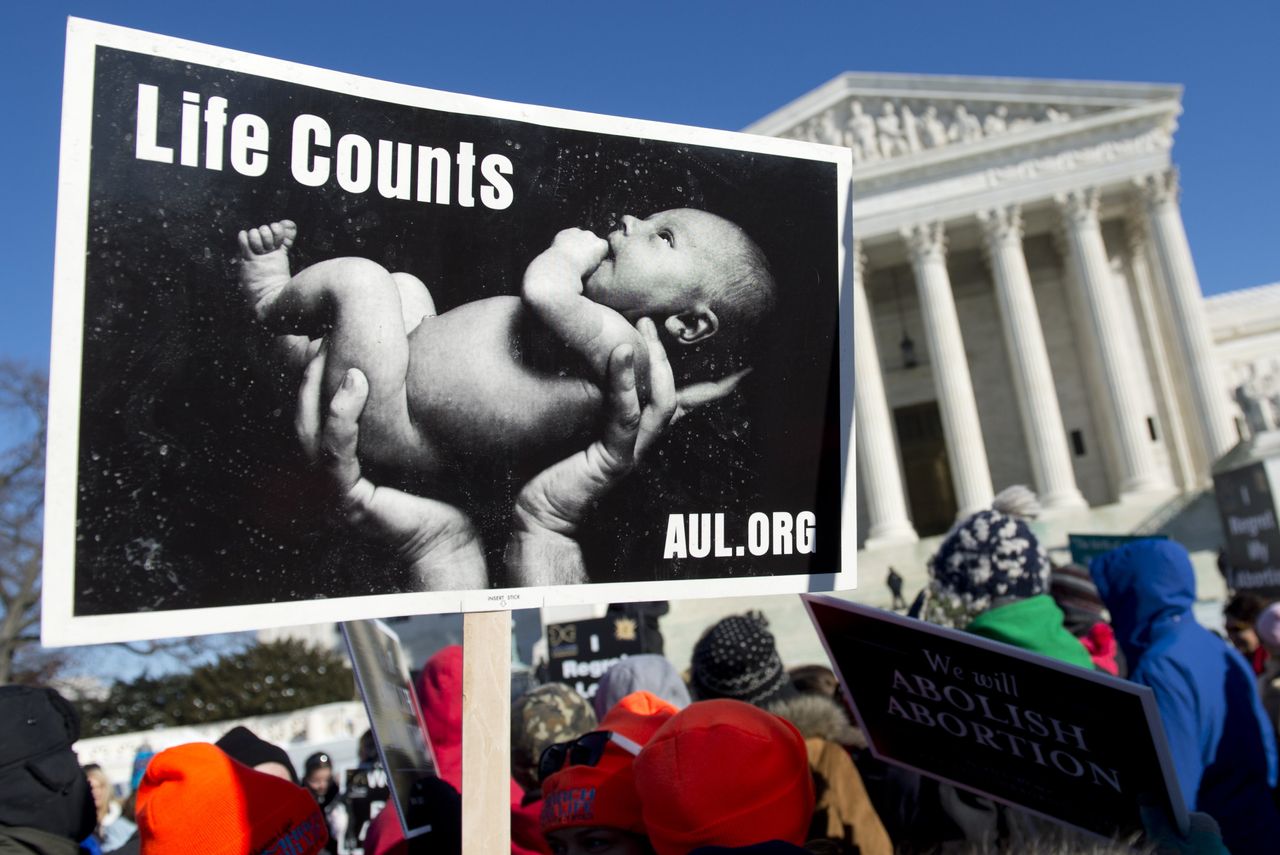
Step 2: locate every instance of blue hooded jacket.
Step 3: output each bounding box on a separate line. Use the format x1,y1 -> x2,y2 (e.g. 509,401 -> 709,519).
1091,539 -> 1280,854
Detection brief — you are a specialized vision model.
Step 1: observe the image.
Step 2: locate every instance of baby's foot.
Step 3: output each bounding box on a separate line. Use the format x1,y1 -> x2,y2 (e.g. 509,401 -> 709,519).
237,220 -> 297,322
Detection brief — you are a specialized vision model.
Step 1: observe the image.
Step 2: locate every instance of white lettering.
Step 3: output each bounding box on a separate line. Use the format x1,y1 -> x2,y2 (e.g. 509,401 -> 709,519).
336,133 -> 372,193
180,92 -> 200,167
230,114 -> 269,177
134,84 -> 173,164
455,141 -> 476,207
479,153 -> 514,209
663,514 -> 687,559
291,114 -> 331,187
202,97 -> 228,171
747,512 -> 769,556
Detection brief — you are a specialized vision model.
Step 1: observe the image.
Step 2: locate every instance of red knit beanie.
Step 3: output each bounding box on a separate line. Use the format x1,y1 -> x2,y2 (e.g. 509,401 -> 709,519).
137,742 -> 329,855
633,699 -> 815,854
540,690 -> 677,835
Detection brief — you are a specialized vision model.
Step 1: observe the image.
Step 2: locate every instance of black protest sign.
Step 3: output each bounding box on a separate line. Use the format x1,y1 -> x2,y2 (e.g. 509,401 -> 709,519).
802,595 -> 1188,840
43,19 -> 851,646
342,619 -> 438,840
546,615 -> 647,700
344,766 -> 390,852
1214,461 -> 1280,594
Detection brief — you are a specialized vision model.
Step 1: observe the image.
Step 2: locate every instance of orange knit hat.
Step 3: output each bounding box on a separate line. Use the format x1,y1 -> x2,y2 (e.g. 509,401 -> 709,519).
137,742 -> 329,855
540,690 -> 677,835
633,699 -> 815,854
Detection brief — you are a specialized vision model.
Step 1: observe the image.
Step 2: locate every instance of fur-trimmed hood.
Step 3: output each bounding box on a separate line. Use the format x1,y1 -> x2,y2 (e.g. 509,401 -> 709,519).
768,692 -> 866,749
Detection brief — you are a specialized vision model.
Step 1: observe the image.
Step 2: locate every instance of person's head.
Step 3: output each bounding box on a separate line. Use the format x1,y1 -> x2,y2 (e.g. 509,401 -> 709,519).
1225,593 -> 1269,656
585,209 -> 775,353
540,691 -> 677,855
1255,603 -> 1280,657
0,686 -> 95,842
923,487 -> 1048,629
137,742 -> 328,855
689,612 -> 796,709
358,729 -> 379,764
1090,539 -> 1197,667
632,699 -> 815,854
512,682 -> 598,795
594,655 -> 691,721
1050,563 -> 1110,636
303,752 -> 333,801
130,745 -> 155,792
214,725 -> 297,783
82,763 -> 111,823
788,664 -> 839,699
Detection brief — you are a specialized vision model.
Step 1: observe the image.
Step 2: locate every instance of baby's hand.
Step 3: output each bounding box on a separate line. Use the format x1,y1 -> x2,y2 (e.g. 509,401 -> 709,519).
548,227 -> 608,277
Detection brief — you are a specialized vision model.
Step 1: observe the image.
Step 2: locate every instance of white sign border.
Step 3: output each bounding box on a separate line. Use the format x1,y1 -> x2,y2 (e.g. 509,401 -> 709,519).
42,18 -> 856,646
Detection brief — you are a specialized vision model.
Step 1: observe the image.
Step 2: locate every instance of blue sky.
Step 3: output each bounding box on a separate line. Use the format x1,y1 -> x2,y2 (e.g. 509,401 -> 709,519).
4,0 -> 1280,371
3,0 -> 1279,371
3,0 -> 1277,679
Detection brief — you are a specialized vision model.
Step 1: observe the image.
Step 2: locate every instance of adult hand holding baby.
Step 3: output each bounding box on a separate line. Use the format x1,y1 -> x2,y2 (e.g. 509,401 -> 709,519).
298,316 -> 745,590
295,343 -> 489,591
505,317 -> 678,585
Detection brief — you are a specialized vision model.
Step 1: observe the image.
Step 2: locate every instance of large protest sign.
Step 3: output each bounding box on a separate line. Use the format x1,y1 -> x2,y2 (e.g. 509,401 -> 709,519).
342,619 -> 437,840
802,595 -> 1188,840
42,19 -> 853,645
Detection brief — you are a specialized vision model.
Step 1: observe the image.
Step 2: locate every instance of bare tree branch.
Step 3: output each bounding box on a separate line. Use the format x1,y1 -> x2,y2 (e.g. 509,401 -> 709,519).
0,359 -> 47,685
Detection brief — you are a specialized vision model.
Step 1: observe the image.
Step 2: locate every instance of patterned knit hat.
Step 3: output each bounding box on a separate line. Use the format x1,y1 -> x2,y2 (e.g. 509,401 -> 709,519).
1050,563 -> 1109,632
689,612 -> 795,708
137,742 -> 328,855
511,682 -> 597,793
924,489 -> 1048,630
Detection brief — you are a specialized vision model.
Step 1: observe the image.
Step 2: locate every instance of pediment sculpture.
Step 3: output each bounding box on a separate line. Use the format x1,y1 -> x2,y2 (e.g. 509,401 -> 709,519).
782,97 -> 1085,164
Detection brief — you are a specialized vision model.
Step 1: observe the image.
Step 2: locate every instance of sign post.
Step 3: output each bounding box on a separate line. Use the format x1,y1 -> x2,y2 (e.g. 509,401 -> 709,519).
463,611 -> 512,852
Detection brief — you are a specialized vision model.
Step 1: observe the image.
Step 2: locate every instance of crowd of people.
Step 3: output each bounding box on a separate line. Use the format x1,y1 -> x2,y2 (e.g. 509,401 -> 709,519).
8,484 -> 1280,853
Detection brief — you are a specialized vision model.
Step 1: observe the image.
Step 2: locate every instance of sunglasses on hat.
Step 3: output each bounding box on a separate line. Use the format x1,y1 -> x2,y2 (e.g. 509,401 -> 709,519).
538,730 -> 642,783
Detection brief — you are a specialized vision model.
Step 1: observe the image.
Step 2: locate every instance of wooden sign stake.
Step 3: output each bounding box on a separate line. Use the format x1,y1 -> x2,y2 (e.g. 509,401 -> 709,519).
462,610 -> 513,852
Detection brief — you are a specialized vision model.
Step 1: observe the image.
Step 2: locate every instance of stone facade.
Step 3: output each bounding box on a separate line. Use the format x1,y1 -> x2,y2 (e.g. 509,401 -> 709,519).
1208,283 -> 1280,438
747,72 -> 1234,545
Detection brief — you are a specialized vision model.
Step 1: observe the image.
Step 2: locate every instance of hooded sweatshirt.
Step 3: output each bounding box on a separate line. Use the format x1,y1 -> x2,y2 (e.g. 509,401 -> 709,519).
964,594 -> 1096,669
1091,539 -> 1280,855
360,646 -> 548,855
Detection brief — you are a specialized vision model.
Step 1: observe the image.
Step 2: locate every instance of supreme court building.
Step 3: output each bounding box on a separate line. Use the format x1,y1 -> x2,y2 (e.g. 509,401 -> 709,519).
747,73 -> 1238,549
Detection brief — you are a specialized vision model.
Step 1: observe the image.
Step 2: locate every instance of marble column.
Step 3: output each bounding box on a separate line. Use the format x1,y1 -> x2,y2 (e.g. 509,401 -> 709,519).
1138,169 -> 1237,462
978,205 -> 1087,511
902,222 -> 994,517
852,243 -> 918,546
1056,189 -> 1168,498
1124,213 -> 1199,490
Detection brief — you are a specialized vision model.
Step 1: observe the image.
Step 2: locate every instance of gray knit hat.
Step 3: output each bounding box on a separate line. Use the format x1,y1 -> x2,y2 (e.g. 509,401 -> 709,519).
689,612 -> 795,708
